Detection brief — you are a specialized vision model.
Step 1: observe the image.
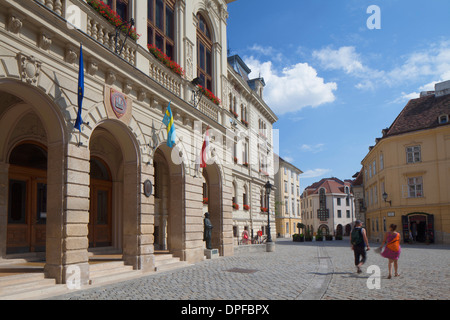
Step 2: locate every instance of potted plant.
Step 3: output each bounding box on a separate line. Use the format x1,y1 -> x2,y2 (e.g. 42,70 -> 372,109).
203,197 -> 208,205
232,202 -> 239,210
243,204 -> 250,211
326,234 -> 333,241
315,229 -> 323,241
260,207 -> 268,213
305,232 -> 313,242
147,44 -> 184,77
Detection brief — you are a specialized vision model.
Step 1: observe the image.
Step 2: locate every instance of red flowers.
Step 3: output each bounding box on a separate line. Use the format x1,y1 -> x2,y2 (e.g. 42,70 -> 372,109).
261,207 -> 268,213
87,0 -> 140,41
198,85 -> 221,106
147,44 -> 184,77
232,203 -> 239,210
243,204 -> 250,211
203,197 -> 208,204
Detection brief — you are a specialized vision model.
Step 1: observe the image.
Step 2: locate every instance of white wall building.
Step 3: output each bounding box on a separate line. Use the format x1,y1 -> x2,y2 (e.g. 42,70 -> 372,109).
301,178 -> 356,237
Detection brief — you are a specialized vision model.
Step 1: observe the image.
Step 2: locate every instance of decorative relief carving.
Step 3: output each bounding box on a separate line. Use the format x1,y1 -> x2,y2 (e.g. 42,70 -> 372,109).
18,54 -> 42,85
105,70 -> 116,85
39,31 -> 53,50
65,45 -> 78,64
8,13 -> 23,34
185,40 -> 194,80
87,58 -> 98,76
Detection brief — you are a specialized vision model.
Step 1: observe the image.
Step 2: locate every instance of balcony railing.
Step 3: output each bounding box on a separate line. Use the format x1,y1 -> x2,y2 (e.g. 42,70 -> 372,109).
36,0 -> 63,16
148,54 -> 182,97
198,96 -> 220,122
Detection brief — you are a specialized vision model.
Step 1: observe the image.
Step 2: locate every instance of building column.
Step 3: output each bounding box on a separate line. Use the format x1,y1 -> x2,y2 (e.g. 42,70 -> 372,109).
137,164 -> 156,272
45,143 -> 90,286
184,175 -> 204,263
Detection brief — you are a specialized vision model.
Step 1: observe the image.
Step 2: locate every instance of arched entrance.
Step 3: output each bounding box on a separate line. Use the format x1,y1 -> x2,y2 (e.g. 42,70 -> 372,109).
89,121 -> 140,263
336,224 -> 343,237
6,142 -> 47,254
152,144 -> 185,258
402,213 -> 434,243
318,224 -> 329,235
345,224 -> 352,236
202,163 -> 222,252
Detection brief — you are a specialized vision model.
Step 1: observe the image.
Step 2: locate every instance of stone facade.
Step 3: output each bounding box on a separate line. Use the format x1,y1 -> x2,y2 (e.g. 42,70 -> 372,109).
0,0 -> 277,285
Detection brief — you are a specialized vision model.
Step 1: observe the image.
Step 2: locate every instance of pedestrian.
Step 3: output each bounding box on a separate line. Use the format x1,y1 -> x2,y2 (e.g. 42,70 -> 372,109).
378,224 -> 401,279
242,226 -> 249,245
350,220 -> 370,274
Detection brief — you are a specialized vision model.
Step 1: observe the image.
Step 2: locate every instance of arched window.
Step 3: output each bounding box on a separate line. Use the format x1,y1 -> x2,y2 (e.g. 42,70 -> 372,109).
108,0 -> 130,22
197,13 -> 213,93
148,0 -> 175,60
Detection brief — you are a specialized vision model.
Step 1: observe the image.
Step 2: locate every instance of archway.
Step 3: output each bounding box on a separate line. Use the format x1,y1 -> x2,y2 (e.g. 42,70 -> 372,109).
152,144 -> 185,258
336,224 -> 343,237
0,81 -> 66,282
345,224 -> 352,236
403,213 -> 434,243
89,121 -> 140,265
202,163 -> 223,253
318,224 -> 329,236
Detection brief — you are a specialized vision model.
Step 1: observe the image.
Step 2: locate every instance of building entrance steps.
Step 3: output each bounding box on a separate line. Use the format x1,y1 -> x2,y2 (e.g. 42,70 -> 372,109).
154,251 -> 192,273
0,257 -> 69,300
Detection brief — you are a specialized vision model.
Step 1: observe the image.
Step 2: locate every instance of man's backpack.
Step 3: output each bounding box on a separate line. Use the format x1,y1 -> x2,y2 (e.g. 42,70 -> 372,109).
351,228 -> 363,245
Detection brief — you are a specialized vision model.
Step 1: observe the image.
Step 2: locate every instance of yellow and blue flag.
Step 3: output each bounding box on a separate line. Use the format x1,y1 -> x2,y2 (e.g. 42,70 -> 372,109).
74,44 -> 84,131
162,102 -> 176,148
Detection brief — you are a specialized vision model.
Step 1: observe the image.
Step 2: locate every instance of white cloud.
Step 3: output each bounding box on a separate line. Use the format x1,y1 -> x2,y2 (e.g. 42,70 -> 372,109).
301,168 -> 332,179
300,143 -> 325,154
245,56 -> 337,115
283,156 -> 294,163
313,42 -> 450,93
312,46 -> 365,74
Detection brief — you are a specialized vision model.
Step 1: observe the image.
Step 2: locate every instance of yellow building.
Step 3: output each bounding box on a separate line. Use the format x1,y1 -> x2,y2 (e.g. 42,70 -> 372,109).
361,81 -> 450,244
274,156 -> 303,238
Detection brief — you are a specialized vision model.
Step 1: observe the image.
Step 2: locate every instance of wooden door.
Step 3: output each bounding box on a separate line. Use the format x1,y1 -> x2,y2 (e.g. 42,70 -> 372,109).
88,158 -> 113,248
7,167 -> 47,254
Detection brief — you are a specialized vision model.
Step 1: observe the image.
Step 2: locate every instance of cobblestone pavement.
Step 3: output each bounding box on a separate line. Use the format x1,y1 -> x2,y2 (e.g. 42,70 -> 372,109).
50,238 -> 450,300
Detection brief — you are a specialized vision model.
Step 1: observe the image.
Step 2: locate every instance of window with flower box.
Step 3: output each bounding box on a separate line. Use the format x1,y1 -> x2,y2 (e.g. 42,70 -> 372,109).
148,0 -> 175,60
197,13 -> 213,93
108,0 -> 130,22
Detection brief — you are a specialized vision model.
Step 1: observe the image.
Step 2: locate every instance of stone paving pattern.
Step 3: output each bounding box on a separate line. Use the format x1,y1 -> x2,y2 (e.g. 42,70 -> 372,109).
51,238 -> 450,300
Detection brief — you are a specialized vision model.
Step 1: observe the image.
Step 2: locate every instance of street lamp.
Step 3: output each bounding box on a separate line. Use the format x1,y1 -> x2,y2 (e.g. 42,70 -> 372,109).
191,77 -> 204,108
382,192 -> 392,206
264,180 -> 274,243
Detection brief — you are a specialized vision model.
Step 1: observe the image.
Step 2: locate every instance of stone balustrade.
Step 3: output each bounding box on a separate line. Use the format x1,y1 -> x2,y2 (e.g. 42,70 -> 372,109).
198,97 -> 220,122
148,54 -> 182,97
35,0 -> 63,16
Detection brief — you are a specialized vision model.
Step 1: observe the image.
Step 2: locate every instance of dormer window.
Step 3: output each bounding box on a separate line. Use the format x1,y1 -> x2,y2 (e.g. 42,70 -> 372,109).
438,114 -> 449,124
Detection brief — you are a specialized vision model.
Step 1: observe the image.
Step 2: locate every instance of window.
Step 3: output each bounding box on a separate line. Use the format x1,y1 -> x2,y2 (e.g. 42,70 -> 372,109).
337,210 -> 342,218
337,198 -> 341,206
317,188 -> 329,221
346,196 -> 350,206
284,181 -> 288,193
285,198 -> 289,214
380,153 -> 384,170
346,210 -> 350,218
406,146 -> 421,164
408,177 -> 423,198
372,160 -> 376,176
197,13 -> 213,93
148,0 -> 175,60
369,164 -> 372,178
108,0 -> 129,22
439,114 -> 449,124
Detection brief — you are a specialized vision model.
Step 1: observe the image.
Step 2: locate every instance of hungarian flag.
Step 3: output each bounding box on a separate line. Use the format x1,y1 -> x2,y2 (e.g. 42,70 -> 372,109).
200,126 -> 210,168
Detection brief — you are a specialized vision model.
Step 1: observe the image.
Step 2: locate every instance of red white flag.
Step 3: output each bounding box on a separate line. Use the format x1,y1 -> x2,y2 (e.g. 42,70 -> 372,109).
200,127 -> 210,168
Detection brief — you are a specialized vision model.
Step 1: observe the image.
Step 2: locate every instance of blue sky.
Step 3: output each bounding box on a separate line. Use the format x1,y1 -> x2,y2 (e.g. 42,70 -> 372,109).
226,0 -> 450,191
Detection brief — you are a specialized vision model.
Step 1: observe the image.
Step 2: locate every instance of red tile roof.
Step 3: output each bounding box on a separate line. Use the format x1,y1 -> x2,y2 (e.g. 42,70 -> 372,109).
385,94 -> 450,137
304,177 -> 352,195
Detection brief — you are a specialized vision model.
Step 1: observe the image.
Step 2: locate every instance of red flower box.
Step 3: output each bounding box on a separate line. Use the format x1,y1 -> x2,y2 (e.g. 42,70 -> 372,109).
232,203 -> 239,210
198,85 -> 221,105
243,204 -> 250,211
203,197 -> 208,204
147,44 -> 184,77
261,207 -> 268,213
87,0 -> 140,40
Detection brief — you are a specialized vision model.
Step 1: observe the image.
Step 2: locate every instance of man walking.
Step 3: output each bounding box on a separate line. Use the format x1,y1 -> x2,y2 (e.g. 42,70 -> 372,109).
351,220 -> 370,273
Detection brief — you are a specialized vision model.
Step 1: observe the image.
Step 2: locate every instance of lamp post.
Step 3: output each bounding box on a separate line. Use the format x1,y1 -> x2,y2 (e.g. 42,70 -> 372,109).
382,192 -> 392,206
264,180 -> 275,252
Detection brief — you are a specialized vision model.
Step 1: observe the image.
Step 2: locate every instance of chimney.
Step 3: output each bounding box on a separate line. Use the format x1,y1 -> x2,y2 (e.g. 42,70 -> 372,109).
435,80 -> 450,97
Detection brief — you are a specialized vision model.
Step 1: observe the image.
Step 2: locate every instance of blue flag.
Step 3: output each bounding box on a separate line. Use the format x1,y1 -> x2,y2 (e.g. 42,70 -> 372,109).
162,102 -> 176,148
74,44 -> 84,131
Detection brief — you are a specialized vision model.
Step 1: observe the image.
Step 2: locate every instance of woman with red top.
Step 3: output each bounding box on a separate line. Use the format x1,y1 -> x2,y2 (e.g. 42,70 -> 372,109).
379,224 -> 402,279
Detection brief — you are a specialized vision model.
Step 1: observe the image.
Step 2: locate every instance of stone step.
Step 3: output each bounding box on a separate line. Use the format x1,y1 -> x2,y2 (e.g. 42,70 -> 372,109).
89,263 -> 134,279
0,276 -> 71,300
0,272 -> 45,286
154,260 -> 191,273
88,269 -> 143,286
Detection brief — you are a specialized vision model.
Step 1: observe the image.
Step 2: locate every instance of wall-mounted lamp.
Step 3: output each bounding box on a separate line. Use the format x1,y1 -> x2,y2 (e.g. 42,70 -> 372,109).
382,192 -> 392,206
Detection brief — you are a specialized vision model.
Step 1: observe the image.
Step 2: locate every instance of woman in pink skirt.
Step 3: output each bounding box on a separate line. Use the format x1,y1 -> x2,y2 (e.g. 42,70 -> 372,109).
379,224 -> 401,279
